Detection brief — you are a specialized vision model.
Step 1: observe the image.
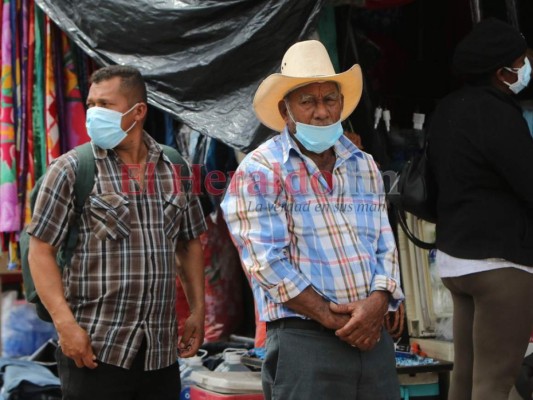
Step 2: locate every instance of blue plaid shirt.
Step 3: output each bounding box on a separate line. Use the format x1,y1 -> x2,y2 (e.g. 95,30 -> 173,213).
221,128 -> 404,322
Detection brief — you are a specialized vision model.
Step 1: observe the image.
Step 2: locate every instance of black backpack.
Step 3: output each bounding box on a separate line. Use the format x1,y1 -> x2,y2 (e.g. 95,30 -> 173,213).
20,143 -> 189,322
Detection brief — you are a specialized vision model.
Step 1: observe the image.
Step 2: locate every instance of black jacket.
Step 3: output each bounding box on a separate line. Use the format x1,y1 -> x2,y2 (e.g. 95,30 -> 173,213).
428,85 -> 533,266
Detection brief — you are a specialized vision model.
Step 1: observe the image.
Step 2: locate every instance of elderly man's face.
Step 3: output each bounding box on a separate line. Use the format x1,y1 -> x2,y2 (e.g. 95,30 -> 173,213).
279,81 -> 343,133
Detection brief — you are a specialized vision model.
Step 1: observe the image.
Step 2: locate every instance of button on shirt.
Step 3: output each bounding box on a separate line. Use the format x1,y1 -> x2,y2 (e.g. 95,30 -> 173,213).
221,128 -> 404,322
27,133 -> 207,370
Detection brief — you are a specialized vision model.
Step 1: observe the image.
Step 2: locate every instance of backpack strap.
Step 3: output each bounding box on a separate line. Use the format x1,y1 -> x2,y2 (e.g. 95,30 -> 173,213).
61,143 -> 96,267
73,142 -> 96,213
160,144 -> 190,190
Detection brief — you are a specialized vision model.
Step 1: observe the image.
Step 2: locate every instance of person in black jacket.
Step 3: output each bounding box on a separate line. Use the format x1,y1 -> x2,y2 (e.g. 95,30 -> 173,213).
429,19 -> 533,400
428,18 -> 533,400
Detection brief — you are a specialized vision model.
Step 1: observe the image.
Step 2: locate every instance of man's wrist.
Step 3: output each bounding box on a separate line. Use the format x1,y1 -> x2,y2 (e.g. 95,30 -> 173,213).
188,305 -> 206,317
369,290 -> 391,314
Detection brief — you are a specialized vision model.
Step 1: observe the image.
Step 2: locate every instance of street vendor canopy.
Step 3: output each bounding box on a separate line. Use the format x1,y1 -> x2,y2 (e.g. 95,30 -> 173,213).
35,0 -> 325,151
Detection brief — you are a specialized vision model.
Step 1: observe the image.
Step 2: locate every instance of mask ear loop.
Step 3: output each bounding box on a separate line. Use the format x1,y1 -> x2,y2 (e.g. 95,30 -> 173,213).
122,102 -> 140,116
122,102 -> 140,133
284,100 -> 297,125
503,58 -> 530,85
125,120 -> 137,133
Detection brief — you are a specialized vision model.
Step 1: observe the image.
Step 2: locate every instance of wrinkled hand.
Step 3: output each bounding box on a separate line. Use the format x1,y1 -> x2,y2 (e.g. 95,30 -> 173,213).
56,321 -> 97,369
320,311 -> 351,331
178,312 -> 205,358
329,292 -> 389,351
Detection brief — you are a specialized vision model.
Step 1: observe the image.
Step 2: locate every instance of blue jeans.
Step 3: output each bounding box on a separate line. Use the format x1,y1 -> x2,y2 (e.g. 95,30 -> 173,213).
262,320 -> 400,400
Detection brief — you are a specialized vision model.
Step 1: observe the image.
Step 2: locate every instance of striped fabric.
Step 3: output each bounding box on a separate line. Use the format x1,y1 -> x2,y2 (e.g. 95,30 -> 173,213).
221,128 -> 404,322
27,133 -> 207,370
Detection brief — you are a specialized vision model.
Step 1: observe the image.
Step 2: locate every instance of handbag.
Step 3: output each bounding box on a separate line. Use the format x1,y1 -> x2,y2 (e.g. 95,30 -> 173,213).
388,131 -> 437,249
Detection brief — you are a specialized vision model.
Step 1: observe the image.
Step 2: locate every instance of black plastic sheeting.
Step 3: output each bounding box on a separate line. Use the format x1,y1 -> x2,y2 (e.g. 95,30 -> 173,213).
35,0 -> 325,152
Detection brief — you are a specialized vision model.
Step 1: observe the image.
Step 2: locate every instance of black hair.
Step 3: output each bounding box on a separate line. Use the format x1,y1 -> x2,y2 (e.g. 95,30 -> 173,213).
90,65 -> 147,104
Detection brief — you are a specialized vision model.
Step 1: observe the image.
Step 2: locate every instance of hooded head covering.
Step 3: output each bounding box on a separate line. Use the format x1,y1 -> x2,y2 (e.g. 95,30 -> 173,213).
452,18 -> 527,75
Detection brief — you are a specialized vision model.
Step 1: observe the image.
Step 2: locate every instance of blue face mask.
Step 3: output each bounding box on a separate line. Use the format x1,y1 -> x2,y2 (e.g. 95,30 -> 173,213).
504,58 -> 532,94
285,102 -> 343,154
86,103 -> 138,149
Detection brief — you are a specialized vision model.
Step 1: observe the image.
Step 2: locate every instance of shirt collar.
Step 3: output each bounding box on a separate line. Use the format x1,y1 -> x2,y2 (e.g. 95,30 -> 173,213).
280,125 -> 364,164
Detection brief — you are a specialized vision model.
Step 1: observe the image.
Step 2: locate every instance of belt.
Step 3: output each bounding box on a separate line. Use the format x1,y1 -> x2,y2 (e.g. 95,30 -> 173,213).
266,318 -> 335,333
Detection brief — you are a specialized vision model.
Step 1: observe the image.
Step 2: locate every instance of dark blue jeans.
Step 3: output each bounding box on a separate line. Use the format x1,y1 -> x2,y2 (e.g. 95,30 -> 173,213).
56,340 -> 180,400
262,322 -> 400,400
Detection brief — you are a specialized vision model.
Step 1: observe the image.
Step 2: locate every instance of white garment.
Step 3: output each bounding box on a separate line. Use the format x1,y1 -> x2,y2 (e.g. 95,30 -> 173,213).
436,250 -> 533,278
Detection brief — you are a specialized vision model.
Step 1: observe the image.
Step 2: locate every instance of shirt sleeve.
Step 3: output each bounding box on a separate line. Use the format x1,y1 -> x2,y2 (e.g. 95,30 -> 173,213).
175,158 -> 207,241
221,156 -> 311,304
26,154 -> 78,247
368,160 -> 405,310
177,191 -> 207,241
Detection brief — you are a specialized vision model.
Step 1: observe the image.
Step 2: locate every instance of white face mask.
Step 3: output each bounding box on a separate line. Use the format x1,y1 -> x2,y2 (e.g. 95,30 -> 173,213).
504,58 -> 532,94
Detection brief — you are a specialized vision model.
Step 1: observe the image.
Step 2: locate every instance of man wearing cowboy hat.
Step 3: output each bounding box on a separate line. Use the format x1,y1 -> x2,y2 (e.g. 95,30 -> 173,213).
221,40 -> 404,399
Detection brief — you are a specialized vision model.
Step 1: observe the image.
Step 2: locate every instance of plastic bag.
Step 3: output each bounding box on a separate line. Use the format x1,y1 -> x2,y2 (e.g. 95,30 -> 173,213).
428,250 -> 453,317
2,291 -> 58,358
428,250 -> 453,340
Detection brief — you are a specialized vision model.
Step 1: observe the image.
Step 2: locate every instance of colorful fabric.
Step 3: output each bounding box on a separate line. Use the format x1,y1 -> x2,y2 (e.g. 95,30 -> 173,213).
53,26 -> 66,154
18,0 -> 29,228
0,0 -> 20,232
27,133 -> 207,370
13,0 -> 22,178
23,0 -> 35,226
0,1 -> 95,243
44,15 -> 60,163
221,128 -> 404,322
61,34 -> 89,149
32,4 -> 46,179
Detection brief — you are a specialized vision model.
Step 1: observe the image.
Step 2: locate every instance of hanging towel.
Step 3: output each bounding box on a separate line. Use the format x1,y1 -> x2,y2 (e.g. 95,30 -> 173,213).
61,34 -> 88,150
0,0 -> 21,233
22,0 -> 35,226
44,15 -> 60,163
32,5 -> 46,179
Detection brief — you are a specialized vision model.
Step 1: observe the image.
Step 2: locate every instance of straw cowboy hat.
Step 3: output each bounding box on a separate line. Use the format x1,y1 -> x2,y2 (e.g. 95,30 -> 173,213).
253,40 -> 363,132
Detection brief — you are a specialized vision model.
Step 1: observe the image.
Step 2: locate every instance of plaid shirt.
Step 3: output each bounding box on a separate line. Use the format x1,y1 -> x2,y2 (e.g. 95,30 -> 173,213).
221,128 -> 403,322
27,133 -> 206,370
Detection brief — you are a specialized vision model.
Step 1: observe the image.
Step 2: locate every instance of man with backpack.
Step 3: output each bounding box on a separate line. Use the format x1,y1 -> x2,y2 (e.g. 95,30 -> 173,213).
27,65 -> 207,400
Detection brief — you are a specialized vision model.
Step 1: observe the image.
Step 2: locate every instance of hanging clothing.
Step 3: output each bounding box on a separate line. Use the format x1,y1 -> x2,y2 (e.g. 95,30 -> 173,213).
0,0 -> 21,233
